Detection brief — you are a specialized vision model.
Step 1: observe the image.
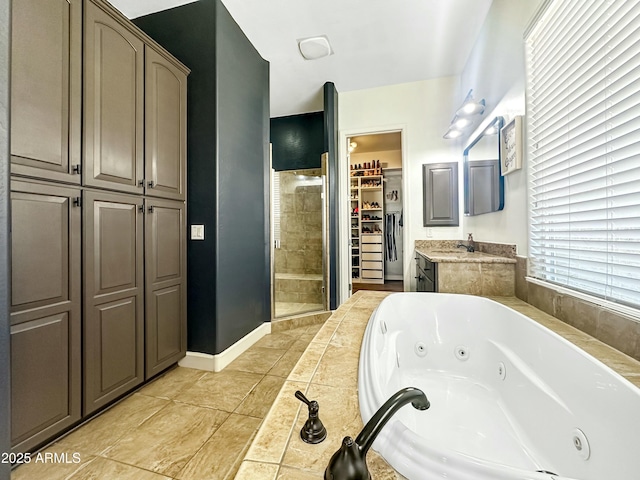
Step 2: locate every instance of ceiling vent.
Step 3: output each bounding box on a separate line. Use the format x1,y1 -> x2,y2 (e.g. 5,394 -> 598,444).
298,35 -> 333,60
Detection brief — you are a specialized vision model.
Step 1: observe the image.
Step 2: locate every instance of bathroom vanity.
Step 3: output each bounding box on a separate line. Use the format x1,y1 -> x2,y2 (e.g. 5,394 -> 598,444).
415,240 -> 516,296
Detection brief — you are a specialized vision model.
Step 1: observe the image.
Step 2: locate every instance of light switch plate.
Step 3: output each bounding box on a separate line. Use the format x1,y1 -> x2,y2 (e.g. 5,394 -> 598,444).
191,224 -> 205,240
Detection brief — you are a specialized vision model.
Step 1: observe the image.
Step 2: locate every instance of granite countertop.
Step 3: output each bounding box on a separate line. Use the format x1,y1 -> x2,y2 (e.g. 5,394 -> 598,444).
415,239 -> 517,264
237,291 -> 640,479
415,247 -> 517,264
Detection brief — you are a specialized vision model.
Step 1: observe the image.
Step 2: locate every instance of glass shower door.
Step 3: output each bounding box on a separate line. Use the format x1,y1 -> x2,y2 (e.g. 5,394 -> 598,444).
272,166 -> 327,319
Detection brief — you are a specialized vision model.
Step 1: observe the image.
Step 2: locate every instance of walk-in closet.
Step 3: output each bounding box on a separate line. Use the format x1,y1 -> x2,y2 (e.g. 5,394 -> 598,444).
348,132 -> 404,292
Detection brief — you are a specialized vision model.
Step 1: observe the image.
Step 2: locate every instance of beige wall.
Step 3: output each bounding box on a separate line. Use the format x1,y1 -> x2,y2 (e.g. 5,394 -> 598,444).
339,76 -> 462,293
350,149 -> 401,169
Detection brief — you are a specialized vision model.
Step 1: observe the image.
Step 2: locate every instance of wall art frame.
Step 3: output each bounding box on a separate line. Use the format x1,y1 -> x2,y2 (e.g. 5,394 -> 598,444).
500,115 -> 523,175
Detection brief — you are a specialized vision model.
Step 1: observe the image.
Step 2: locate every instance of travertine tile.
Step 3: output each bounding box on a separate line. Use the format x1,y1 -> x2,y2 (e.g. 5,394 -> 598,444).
367,450 -> 408,479
579,340 -> 640,376
311,344 -> 360,389
312,316 -> 341,344
290,338 -> 314,353
235,461 -> 279,480
245,381 -> 307,464
225,347 -> 287,375
340,306 -> 374,323
269,348 -> 305,378
104,402 -> 228,477
138,367 -> 206,400
282,384 -> 363,474
177,414 -> 261,480
253,332 -> 298,350
480,263 -> 515,296
57,393 -> 170,455
438,263 -> 482,295
70,457 -> 171,480
515,256 -> 528,302
235,375 -> 287,418
288,342 -> 326,383
277,465 -> 324,479
527,281 -> 558,317
596,309 -> 640,360
176,370 -> 263,411
11,445 -> 93,480
554,295 -> 598,338
330,317 -> 367,348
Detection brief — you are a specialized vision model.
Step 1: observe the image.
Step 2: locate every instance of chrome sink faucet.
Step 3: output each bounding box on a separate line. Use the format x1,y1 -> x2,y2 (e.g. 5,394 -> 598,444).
456,243 -> 475,252
457,233 -> 476,252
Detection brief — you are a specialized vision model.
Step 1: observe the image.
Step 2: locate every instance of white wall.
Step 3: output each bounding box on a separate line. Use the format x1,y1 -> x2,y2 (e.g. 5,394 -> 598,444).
459,0 -> 544,254
339,77 -> 461,294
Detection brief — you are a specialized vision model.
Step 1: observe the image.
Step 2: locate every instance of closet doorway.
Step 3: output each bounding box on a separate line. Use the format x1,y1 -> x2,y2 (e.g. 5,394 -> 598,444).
348,132 -> 404,293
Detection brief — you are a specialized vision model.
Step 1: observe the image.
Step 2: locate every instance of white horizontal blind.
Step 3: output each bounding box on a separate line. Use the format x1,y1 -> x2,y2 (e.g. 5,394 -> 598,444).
526,0 -> 640,308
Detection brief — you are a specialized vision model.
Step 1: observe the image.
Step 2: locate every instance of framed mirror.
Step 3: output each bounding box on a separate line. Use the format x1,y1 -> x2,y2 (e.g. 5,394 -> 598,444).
463,116 -> 504,216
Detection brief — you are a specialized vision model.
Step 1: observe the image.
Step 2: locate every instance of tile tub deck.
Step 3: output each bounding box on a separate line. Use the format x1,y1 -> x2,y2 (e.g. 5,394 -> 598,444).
238,291 -> 640,479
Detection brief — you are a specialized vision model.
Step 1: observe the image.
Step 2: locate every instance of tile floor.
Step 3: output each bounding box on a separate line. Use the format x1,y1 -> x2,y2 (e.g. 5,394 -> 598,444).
12,323 -> 323,480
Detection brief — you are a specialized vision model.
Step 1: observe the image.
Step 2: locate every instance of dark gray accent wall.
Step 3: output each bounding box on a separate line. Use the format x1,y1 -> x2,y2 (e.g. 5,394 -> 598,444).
323,82 -> 339,310
215,3 -> 270,353
0,0 -> 11,475
270,112 -> 324,171
135,0 -> 270,355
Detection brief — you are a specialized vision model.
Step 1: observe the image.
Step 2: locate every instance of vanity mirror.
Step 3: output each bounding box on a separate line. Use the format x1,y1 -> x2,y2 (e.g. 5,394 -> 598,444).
463,116 -> 504,216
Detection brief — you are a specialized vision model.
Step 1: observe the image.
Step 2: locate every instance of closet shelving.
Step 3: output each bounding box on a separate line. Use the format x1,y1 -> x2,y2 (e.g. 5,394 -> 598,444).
349,171 -> 384,284
350,177 -> 360,280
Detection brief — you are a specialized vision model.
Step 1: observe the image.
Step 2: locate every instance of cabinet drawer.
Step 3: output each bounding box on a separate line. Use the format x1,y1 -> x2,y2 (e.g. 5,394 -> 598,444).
362,243 -> 382,253
362,252 -> 382,261
362,269 -> 383,279
362,234 -> 382,244
362,261 -> 382,270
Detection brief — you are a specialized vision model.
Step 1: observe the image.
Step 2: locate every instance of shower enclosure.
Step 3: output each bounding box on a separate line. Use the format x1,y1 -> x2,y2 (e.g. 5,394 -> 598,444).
271,159 -> 329,319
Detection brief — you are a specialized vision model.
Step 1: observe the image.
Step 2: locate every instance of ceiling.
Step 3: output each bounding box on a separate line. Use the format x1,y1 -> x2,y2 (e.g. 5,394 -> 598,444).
350,133 -> 401,154
110,0 -> 493,118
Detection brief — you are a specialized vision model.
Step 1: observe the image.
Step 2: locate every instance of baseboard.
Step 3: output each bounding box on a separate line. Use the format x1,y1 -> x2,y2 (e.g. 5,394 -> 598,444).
384,274 -> 403,281
178,322 -> 272,372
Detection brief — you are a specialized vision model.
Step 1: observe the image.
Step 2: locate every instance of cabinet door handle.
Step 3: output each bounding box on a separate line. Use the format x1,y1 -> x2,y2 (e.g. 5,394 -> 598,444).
148,205 -> 154,213
138,205 -> 144,213
138,180 -> 145,187
148,181 -> 155,188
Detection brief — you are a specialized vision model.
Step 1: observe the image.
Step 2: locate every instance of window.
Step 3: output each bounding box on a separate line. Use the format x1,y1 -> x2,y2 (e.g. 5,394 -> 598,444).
526,0 -> 640,309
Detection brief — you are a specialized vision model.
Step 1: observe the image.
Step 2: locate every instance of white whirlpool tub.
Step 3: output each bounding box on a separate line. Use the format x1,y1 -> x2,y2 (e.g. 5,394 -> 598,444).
358,293 -> 640,480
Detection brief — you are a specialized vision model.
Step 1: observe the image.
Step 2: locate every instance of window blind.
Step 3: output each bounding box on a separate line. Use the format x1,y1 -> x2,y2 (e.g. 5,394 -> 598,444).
526,0 -> 640,308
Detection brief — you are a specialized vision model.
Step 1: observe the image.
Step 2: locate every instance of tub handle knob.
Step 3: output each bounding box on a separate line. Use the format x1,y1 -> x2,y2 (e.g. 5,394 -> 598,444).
295,390 -> 327,444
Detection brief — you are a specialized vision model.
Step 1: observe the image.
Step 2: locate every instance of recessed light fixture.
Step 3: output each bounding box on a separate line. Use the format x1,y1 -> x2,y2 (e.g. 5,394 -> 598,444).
298,35 -> 333,60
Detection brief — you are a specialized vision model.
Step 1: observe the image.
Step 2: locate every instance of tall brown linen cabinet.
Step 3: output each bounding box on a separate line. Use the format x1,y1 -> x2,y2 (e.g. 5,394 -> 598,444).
9,0 -> 189,453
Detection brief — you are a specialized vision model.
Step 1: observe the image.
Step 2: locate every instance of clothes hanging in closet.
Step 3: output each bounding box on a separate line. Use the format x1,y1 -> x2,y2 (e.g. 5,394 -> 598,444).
385,212 -> 402,262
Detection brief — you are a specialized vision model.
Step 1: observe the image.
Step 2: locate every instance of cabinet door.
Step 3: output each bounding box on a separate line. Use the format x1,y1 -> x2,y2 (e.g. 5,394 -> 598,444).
422,162 -> 459,227
84,190 -> 144,414
84,0 -> 144,194
10,0 -> 82,184
10,180 -> 81,452
145,46 -> 187,201
145,198 -> 186,378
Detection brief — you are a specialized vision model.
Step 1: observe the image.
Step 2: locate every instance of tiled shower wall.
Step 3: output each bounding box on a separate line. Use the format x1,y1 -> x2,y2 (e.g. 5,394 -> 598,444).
516,256 -> 640,362
274,169 -> 323,304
